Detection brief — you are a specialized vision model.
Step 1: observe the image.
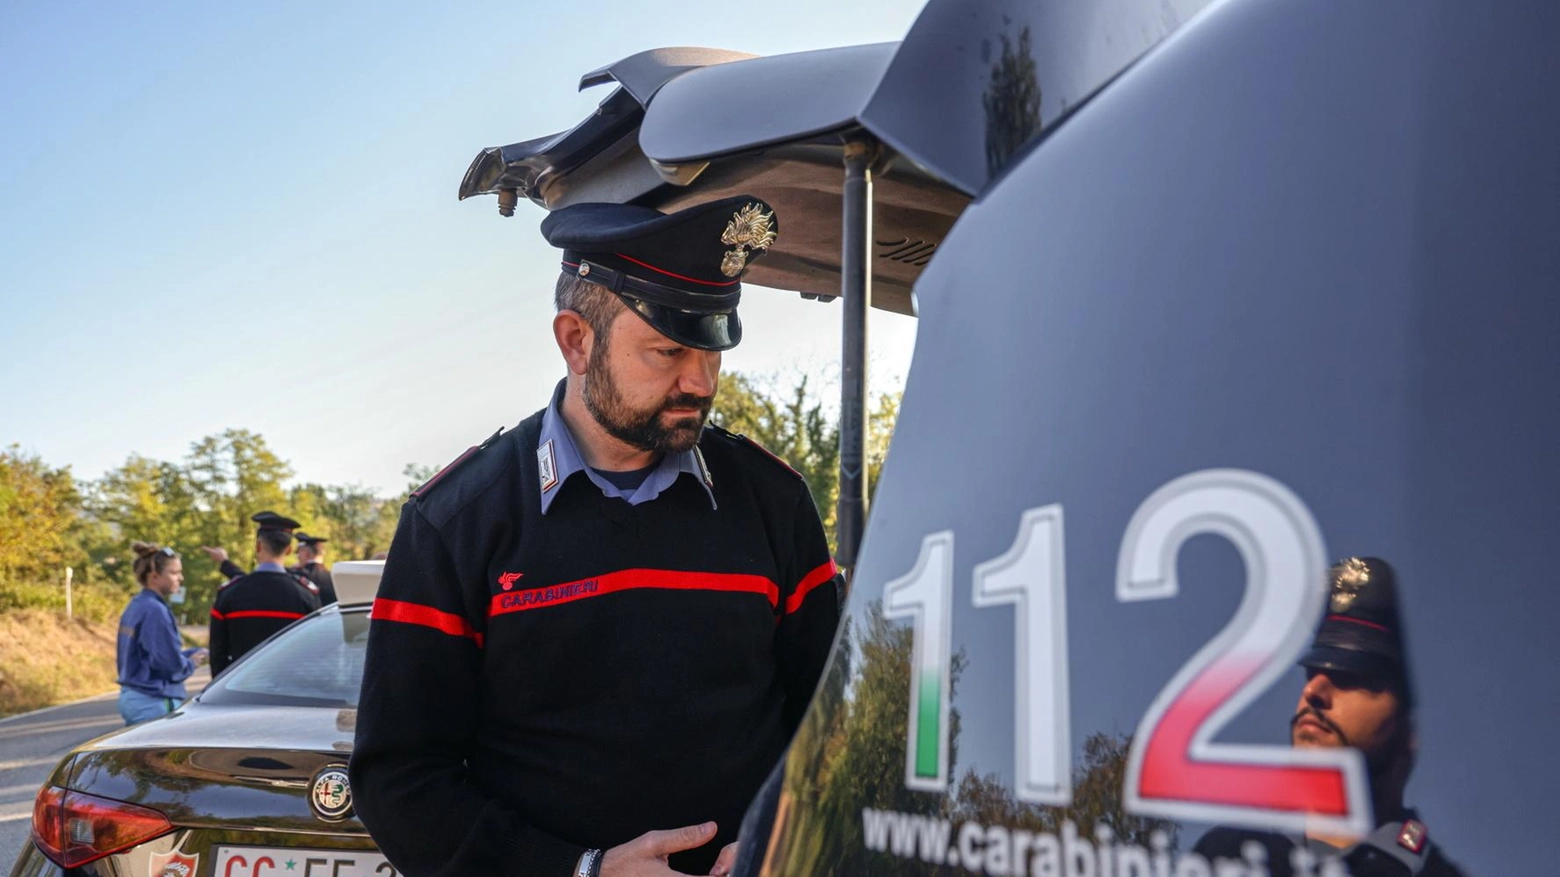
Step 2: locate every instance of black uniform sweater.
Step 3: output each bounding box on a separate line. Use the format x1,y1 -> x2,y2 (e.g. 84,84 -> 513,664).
351,410 -> 842,877
209,571 -> 321,673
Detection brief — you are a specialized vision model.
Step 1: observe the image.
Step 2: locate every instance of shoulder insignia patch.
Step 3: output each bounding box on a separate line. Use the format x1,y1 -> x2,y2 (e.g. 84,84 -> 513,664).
1396,819 -> 1427,854
296,575 -> 319,594
412,427 -> 505,499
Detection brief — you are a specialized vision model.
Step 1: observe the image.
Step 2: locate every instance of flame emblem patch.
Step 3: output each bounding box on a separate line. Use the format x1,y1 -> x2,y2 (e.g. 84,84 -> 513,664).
1330,556 -> 1371,613
720,203 -> 778,277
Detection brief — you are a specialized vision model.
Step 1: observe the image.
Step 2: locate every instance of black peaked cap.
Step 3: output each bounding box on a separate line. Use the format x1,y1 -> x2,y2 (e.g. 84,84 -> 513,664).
295,532 -> 328,546
1299,556 -> 1415,706
540,195 -> 780,351
251,510 -> 301,533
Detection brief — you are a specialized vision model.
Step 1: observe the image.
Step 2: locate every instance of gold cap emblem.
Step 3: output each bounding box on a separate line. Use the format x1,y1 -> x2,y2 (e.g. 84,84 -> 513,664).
720,203 -> 778,277
1329,557 -> 1371,613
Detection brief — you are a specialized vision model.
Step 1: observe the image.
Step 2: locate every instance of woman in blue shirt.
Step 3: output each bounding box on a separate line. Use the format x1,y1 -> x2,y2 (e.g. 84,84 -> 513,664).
116,542 -> 208,724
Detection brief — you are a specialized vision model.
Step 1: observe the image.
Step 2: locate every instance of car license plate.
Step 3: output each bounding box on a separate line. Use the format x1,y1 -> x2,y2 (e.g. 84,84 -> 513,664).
214,846 -> 397,877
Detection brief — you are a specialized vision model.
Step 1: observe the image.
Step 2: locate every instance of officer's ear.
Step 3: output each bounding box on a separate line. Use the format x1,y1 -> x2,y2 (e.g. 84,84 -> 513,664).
554,309 -> 594,376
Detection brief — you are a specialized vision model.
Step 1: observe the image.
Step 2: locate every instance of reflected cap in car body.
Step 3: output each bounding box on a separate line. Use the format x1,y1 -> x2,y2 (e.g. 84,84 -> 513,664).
251,510 -> 301,535
540,196 -> 780,351
1300,556 -> 1414,705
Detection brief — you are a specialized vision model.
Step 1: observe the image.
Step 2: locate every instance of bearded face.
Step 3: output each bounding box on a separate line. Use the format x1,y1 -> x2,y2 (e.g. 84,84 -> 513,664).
581,328 -> 713,454
1291,668 -> 1412,777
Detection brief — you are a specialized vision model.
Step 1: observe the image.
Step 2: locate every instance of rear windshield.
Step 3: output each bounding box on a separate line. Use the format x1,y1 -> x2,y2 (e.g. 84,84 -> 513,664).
200,608 -> 370,708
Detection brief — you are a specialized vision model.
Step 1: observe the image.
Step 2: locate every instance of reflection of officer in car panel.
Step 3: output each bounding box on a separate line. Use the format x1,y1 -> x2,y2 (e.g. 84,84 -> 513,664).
1195,557 -> 1465,876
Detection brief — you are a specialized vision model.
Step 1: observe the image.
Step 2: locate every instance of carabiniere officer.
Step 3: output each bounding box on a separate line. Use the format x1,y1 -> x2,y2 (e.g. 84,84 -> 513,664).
351,196 -> 843,877
208,511 -> 322,674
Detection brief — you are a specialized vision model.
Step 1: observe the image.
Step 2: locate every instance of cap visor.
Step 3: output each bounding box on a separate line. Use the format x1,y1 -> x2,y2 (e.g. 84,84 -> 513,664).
622,297 -> 741,350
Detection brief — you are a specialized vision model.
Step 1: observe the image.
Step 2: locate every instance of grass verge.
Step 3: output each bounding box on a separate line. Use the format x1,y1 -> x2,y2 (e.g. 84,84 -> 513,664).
0,608 -> 120,718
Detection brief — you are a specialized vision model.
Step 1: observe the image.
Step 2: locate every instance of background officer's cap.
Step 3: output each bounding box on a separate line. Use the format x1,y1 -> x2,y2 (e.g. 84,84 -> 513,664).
1300,556 -> 1415,706
295,532 -> 328,546
251,510 -> 300,536
540,195 -> 780,351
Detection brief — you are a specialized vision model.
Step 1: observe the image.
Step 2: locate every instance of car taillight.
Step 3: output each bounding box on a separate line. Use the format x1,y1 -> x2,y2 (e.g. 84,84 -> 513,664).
31,785 -> 174,868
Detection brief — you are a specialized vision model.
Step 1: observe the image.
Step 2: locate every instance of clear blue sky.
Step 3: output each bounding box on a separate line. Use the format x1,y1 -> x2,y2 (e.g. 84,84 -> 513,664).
0,0 -> 922,494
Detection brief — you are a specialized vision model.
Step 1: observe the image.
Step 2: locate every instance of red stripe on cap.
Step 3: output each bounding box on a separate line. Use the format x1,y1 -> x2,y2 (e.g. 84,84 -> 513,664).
220,610 -> 308,621
490,568 -> 778,617
613,253 -> 741,287
372,598 -> 484,647
1326,614 -> 1391,632
785,560 -> 840,615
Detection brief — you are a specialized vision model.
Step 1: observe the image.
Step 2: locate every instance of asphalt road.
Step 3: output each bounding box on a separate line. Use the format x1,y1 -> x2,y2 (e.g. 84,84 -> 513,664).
0,668 -> 210,867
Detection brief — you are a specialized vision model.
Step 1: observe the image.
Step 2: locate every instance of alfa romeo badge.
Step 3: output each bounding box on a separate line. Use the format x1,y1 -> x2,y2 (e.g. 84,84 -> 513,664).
310,765 -> 353,821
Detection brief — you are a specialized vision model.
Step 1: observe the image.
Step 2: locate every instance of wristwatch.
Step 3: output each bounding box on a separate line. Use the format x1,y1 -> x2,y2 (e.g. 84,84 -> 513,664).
574,848 -> 603,877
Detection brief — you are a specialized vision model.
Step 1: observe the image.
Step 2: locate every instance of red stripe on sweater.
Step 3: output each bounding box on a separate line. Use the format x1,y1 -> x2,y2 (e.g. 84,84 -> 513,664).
489,569 -> 779,617
785,560 -> 840,615
372,598 -> 484,647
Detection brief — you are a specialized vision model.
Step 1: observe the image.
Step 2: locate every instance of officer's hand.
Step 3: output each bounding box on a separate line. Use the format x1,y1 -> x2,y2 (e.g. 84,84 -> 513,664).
191,648 -> 209,667
707,841 -> 737,877
600,822 -> 717,877
200,546 -> 228,563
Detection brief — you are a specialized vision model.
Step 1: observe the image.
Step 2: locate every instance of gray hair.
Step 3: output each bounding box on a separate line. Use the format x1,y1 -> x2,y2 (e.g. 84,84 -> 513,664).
554,272 -> 623,339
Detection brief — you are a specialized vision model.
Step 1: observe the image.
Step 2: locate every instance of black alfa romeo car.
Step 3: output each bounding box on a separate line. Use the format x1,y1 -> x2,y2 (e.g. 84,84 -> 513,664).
12,563 -> 390,877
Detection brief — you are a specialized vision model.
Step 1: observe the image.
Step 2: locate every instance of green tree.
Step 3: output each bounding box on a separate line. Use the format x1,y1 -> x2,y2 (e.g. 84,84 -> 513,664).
772,600 -> 968,875
950,732 -> 1178,851
290,482 -> 400,562
0,446 -> 131,620
89,454 -> 196,592
983,25 -> 1043,177
90,429 -> 294,619
712,372 -> 900,552
712,373 -> 839,530
182,429 -> 293,608
0,446 -> 84,583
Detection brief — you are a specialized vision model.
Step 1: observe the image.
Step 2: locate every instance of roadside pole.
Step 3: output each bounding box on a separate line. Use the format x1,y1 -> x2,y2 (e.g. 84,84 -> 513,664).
837,137 -> 878,571
64,566 -> 73,619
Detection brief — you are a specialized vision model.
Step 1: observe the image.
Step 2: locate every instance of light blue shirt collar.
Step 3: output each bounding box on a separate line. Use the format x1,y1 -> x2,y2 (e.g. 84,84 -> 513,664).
537,382 -> 716,515
255,561 -> 287,573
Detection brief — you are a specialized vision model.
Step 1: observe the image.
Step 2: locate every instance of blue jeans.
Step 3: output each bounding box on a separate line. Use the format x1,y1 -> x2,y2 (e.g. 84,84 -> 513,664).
118,689 -> 183,725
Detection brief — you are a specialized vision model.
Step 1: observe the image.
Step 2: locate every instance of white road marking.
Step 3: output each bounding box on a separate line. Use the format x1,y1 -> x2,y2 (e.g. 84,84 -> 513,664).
0,692 -> 116,728
0,757 -> 60,773
0,715 -> 121,740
